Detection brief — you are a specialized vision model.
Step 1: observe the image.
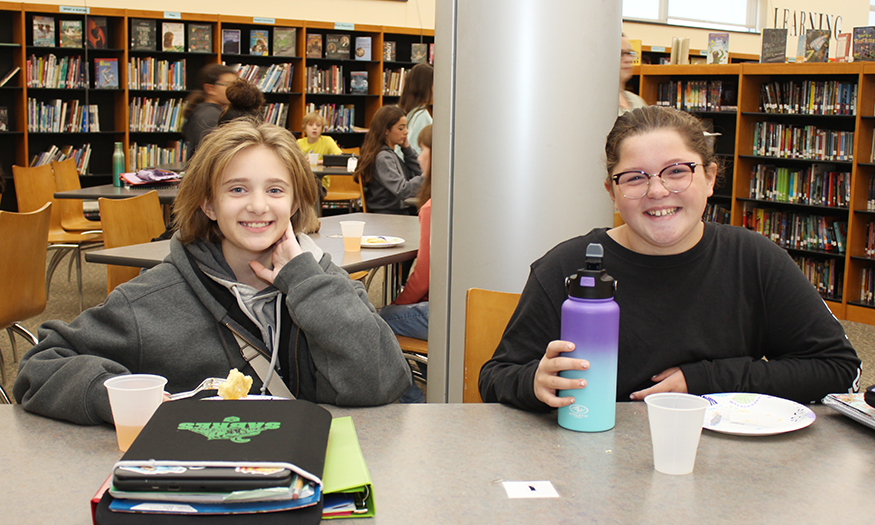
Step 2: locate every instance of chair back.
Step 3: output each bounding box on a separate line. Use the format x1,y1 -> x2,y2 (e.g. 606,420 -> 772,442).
0,203 -> 52,329
340,147 -> 361,156
463,288 -> 521,403
99,191 -> 166,293
323,174 -> 362,199
12,163 -> 66,236
357,176 -> 367,213
52,158 -> 98,231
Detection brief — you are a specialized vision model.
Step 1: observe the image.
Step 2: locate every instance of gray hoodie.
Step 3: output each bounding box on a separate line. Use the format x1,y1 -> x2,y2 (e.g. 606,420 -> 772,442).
14,233 -> 411,425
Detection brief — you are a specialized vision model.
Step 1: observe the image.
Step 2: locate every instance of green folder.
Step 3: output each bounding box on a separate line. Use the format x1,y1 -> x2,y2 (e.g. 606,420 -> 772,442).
322,416 -> 375,519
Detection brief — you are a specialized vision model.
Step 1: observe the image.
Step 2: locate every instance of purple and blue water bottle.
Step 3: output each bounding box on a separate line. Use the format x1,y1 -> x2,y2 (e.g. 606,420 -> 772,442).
557,243 -> 620,432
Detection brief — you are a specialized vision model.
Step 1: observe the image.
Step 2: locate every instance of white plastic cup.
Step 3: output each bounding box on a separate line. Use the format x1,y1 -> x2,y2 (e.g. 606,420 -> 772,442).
644,393 -> 709,475
104,374 -> 167,451
340,220 -> 365,252
308,152 -> 319,166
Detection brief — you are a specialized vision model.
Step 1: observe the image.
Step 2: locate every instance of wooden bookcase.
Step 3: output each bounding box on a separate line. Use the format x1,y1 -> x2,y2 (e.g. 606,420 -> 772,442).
633,62 -> 875,324
0,2 -> 433,211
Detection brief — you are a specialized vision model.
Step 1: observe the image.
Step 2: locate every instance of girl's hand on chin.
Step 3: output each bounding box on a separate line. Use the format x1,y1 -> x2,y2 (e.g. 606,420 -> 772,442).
250,222 -> 303,284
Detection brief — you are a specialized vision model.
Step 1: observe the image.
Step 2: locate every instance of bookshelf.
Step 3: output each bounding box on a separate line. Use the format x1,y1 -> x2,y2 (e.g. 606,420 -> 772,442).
634,62 -> 875,324
0,2 -> 433,211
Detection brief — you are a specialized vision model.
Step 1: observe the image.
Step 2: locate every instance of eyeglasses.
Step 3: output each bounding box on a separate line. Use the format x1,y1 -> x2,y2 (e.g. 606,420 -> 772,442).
621,50 -> 637,59
213,82 -> 229,86
611,162 -> 699,199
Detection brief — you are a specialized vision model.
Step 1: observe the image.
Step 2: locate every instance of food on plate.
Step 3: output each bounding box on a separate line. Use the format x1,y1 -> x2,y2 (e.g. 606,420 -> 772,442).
364,236 -> 391,244
218,368 -> 252,400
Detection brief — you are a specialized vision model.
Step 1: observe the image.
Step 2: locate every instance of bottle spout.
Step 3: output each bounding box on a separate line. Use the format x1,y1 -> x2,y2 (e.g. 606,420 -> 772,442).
585,243 -> 604,271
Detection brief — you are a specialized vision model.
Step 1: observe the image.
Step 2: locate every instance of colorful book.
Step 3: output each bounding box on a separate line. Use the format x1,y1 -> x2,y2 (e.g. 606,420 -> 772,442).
33,15 -> 56,47
795,34 -> 806,63
60,20 -> 83,48
188,23 -> 212,53
306,34 -> 323,58
95,58 -> 119,89
326,34 -> 349,59
628,39 -> 642,66
349,71 -> 368,94
86,17 -> 108,49
804,29 -> 829,63
354,36 -> 371,61
411,43 -> 427,64
321,417 -> 375,520
383,41 -> 396,62
429,42 -> 435,64
161,22 -> 184,52
130,19 -> 157,51
273,27 -> 297,57
706,33 -> 729,64
760,28 -> 787,64
250,29 -> 269,56
0,107 -> 7,131
853,27 -> 875,62
222,29 -> 241,55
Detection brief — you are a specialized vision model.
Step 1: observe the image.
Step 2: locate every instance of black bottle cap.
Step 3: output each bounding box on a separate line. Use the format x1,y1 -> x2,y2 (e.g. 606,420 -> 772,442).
566,243 -> 616,299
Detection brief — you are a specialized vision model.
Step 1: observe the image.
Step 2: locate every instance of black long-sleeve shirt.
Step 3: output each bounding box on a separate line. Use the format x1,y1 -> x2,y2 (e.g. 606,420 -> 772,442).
479,223 -> 861,411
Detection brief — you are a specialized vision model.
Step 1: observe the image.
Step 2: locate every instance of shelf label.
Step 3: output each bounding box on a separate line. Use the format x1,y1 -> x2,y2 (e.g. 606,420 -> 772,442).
650,46 -> 665,52
700,50 -> 708,56
60,6 -> 89,14
334,22 -> 355,31
254,17 -> 275,24
164,12 -> 181,19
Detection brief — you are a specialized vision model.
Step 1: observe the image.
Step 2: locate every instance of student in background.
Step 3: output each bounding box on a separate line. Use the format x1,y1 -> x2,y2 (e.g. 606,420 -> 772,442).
354,105 -> 423,215
14,119 -> 411,425
297,112 -> 342,191
182,64 -> 238,158
217,78 -> 265,125
379,124 -> 433,403
479,106 -> 860,411
398,63 -> 433,156
619,36 -> 646,116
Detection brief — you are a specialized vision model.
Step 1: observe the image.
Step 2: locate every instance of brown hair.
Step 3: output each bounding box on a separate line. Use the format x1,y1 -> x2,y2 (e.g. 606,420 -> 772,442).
301,111 -> 328,133
605,106 -> 722,185
183,63 -> 236,118
398,63 -> 434,114
353,105 -> 406,186
416,124 -> 432,209
218,79 -> 265,125
173,118 -> 320,243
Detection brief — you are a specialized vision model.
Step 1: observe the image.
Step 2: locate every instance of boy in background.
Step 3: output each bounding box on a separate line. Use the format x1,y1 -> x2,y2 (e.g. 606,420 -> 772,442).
297,112 -> 342,190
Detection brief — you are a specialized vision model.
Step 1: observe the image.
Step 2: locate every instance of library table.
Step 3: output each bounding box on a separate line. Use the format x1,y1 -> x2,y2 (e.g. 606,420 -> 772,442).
54,183 -> 180,205
84,212 -> 418,300
0,402 -> 872,524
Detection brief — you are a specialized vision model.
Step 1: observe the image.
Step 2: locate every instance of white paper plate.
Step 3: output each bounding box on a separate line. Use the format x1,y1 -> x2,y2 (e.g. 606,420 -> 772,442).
361,236 -> 404,248
702,393 -> 815,436
202,395 -> 287,401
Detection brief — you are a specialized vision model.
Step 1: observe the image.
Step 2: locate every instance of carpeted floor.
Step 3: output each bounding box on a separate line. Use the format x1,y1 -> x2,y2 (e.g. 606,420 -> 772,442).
2,251 -> 874,400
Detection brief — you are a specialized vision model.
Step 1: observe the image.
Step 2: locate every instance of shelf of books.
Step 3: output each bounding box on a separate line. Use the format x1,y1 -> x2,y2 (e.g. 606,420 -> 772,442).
0,2 -> 24,211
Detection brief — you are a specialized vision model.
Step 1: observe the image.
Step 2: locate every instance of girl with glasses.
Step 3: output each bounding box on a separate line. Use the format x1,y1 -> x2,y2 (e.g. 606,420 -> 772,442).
479,106 -> 860,411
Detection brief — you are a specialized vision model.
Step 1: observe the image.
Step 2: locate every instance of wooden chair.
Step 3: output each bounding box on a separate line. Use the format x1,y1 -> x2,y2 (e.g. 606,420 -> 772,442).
0,203 -> 52,387
322,174 -> 363,212
99,191 -> 166,294
397,335 -> 428,381
12,164 -> 102,312
463,288 -> 521,403
52,158 -> 103,232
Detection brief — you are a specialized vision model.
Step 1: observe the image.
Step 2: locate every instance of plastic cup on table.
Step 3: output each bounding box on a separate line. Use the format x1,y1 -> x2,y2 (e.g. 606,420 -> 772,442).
644,392 -> 710,475
308,152 -> 319,166
104,374 -> 167,452
340,220 -> 365,252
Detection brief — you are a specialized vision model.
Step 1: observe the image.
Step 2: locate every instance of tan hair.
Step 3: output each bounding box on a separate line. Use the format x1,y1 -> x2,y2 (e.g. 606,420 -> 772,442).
301,111 -> 328,133
416,124 -> 432,209
183,63 -> 236,118
173,118 -> 320,243
605,106 -> 722,185
398,63 -> 434,114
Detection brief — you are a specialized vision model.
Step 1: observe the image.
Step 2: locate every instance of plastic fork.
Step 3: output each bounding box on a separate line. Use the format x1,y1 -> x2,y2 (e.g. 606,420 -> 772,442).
168,377 -> 226,401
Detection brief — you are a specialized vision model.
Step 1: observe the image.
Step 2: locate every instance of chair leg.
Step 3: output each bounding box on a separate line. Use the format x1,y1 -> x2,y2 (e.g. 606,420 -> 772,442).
75,245 -> 84,312
9,324 -> 39,362
46,245 -> 75,300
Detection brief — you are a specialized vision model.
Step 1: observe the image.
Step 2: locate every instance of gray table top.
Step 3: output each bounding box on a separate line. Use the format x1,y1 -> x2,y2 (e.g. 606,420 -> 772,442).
1,402 -> 873,524
54,184 -> 181,205
84,212 -> 419,274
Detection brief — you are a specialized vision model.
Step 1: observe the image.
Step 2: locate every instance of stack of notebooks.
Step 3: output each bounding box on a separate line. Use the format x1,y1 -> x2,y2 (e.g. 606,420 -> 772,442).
93,399 -> 374,524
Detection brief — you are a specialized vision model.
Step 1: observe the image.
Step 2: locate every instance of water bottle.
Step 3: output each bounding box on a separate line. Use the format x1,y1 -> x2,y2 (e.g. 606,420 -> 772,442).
112,142 -> 125,187
557,243 -> 620,432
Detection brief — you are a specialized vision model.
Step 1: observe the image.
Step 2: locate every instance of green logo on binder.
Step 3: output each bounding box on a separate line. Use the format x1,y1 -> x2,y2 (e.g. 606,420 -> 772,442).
178,416 -> 281,443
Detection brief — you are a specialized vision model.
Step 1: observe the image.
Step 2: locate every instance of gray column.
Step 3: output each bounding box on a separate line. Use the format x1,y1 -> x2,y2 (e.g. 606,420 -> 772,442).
429,0 -> 621,402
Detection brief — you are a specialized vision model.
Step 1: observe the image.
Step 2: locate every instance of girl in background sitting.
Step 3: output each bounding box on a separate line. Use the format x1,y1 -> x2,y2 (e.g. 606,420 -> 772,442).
354,105 -> 423,215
